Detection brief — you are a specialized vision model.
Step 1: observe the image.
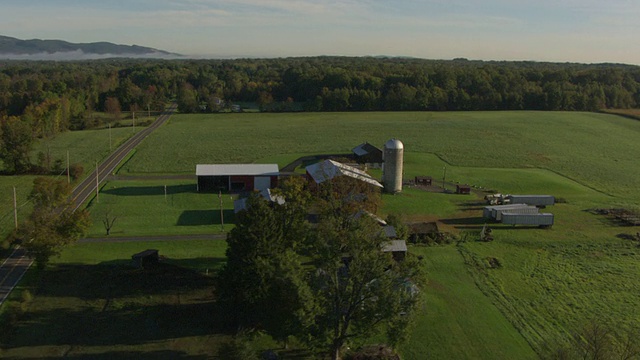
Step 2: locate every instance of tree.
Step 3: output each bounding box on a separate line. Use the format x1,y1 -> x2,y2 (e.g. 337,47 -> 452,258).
104,97 -> 121,122
306,214 -> 424,360
102,208 -> 117,235
0,116 -> 33,174
13,177 -> 91,269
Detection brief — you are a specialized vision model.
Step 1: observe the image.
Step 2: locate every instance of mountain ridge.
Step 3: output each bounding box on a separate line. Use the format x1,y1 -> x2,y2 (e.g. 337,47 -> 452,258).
0,35 -> 182,59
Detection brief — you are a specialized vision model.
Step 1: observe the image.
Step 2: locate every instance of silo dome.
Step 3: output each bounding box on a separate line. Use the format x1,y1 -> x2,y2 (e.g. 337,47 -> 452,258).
385,139 -> 404,150
383,139 -> 404,193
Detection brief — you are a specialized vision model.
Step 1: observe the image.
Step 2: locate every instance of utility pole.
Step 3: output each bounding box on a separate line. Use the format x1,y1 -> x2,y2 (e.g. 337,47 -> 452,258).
95,161 -> 99,203
442,166 -> 447,192
132,111 -> 135,132
219,191 -> 224,231
108,122 -> 112,151
13,186 -> 18,230
66,150 -> 70,184
164,185 -> 167,203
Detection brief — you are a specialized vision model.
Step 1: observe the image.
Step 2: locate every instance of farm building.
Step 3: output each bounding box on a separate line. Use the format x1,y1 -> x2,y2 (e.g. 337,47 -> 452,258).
415,176 -> 432,185
382,240 -> 407,261
456,184 -> 471,194
196,164 -> 279,192
234,188 -> 285,213
408,222 -> 440,243
131,249 -> 159,269
352,142 -> 383,165
306,159 -> 383,188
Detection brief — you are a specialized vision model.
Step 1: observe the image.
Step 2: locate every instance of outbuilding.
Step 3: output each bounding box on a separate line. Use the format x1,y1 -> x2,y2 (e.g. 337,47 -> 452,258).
456,184 -> 471,194
352,142 -> 383,165
196,164 -> 279,193
415,176 -> 432,185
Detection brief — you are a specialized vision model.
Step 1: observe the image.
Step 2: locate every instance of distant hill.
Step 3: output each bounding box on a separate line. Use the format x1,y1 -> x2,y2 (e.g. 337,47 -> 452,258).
0,35 -> 182,60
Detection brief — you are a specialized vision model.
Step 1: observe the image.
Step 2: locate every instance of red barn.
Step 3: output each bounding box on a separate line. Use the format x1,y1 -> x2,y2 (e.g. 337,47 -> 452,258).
196,164 -> 279,193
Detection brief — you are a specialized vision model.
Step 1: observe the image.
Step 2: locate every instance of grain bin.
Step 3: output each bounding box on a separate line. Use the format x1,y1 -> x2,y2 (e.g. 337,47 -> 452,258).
383,139 -> 404,193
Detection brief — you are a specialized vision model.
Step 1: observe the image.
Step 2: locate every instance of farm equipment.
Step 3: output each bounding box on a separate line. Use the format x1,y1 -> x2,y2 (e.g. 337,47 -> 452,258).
484,193 -> 510,205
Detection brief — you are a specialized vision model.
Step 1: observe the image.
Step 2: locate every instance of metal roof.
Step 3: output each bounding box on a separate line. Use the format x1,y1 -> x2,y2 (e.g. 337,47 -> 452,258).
352,142 -> 382,156
382,240 -> 407,252
233,188 -> 285,213
305,159 -> 383,188
196,164 -> 279,176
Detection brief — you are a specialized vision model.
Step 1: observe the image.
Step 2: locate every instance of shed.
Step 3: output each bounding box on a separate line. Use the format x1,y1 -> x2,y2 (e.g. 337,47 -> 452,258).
456,184 -> 471,194
131,249 -> 159,268
196,164 -> 279,192
382,240 -> 407,261
408,222 -> 440,243
415,176 -> 432,185
352,142 -> 383,164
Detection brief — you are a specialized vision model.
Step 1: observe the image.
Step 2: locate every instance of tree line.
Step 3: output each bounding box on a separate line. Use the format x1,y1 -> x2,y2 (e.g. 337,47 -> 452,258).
1,57 -> 639,173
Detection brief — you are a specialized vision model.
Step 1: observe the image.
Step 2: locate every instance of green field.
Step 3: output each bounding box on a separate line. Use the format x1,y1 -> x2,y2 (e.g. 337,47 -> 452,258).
3,110 -> 640,359
86,180 -> 236,237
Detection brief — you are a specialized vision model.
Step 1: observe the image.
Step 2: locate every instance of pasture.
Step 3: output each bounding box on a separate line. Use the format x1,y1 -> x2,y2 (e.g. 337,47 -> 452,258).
3,110 -> 640,358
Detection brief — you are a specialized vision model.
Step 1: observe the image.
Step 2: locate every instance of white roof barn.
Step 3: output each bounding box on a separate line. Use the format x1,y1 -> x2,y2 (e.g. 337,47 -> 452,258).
196,164 -> 279,177
305,160 -> 383,188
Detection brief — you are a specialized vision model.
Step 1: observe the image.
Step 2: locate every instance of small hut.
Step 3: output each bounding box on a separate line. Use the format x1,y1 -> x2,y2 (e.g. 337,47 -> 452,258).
415,176 -> 433,186
132,249 -> 159,268
456,184 -> 471,194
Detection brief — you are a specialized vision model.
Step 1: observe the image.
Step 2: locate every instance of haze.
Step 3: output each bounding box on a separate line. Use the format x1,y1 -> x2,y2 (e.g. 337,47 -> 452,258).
1,0 -> 638,64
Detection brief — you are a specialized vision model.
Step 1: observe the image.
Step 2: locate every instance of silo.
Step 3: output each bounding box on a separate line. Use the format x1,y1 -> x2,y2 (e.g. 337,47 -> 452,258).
383,139 -> 404,193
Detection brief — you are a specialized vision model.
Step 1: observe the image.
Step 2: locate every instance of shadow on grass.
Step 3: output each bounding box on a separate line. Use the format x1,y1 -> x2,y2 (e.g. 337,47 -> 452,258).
3,260 -> 236,350
16,351 -> 210,360
102,184 -> 196,197
177,210 -> 235,226
33,261 -> 220,300
440,217 -> 488,226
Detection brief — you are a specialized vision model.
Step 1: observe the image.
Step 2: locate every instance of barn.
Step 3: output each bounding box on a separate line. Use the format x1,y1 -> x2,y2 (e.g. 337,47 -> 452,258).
196,164 -> 279,192
352,142 -> 383,164
305,159 -> 383,188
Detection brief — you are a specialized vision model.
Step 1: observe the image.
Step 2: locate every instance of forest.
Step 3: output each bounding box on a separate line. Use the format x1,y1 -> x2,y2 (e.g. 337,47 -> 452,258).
0,57 -> 639,172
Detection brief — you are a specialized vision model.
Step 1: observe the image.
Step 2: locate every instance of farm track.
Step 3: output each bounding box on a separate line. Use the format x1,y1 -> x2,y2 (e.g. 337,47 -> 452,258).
0,104 -> 176,307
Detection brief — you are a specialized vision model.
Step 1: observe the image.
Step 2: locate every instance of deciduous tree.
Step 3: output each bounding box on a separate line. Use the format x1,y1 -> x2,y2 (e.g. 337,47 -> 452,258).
13,177 -> 91,269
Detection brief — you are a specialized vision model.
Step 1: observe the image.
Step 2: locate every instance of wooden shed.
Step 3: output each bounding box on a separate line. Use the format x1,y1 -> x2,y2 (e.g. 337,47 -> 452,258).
456,184 -> 471,194
132,249 -> 159,268
415,176 -> 432,185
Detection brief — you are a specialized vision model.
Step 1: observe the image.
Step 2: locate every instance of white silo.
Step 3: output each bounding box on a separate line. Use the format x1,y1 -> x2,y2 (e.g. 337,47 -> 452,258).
383,139 -> 404,193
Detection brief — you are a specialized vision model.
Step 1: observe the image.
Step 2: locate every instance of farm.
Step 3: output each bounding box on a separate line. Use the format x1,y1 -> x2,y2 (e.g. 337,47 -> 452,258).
2,110 -> 640,359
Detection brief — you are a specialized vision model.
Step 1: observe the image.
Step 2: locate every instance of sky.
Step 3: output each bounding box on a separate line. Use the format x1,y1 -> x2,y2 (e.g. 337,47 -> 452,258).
1,0 -> 639,64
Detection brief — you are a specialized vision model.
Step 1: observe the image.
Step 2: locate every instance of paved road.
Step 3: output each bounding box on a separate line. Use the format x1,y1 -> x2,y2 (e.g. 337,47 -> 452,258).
0,104 -> 177,307
0,247 -> 31,305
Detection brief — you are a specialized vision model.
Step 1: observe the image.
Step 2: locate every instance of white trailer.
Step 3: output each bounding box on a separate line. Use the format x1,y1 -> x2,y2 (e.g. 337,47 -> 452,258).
501,213 -> 554,227
507,195 -> 555,207
495,206 -> 539,221
483,204 -> 532,220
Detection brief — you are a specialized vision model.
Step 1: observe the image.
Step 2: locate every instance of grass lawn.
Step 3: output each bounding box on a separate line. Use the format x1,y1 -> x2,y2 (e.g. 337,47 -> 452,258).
0,240 -> 232,359
85,180 -> 237,237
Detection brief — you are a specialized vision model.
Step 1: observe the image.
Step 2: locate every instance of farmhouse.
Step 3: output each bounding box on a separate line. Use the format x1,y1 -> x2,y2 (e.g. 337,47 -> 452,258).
196,164 -> 279,192
305,159 -> 383,188
352,142 -> 383,165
